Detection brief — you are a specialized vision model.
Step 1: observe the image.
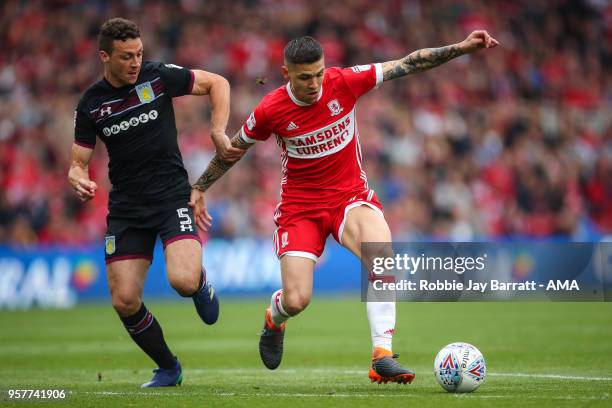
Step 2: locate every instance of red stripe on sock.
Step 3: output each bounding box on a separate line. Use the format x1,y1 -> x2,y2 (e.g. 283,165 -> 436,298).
128,311 -> 153,335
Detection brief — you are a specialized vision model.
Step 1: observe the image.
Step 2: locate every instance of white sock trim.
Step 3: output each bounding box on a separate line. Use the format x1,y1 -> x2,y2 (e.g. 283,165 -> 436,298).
270,289 -> 290,326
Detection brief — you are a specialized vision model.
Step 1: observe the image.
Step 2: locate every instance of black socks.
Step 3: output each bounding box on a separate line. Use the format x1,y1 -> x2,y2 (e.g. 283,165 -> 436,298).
120,303 -> 176,369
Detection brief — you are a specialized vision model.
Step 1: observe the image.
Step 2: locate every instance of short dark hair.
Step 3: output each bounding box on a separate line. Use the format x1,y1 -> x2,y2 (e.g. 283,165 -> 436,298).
284,36 -> 323,65
98,18 -> 140,54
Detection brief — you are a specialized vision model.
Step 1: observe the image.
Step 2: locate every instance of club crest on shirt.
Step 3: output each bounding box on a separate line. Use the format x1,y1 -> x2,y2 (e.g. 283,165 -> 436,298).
136,82 -> 155,104
105,236 -> 116,255
327,99 -> 343,116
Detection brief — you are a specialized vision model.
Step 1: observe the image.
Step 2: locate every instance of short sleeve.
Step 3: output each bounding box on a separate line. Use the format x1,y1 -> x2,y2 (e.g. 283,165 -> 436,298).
74,102 -> 97,149
157,62 -> 195,97
340,63 -> 383,99
240,103 -> 273,143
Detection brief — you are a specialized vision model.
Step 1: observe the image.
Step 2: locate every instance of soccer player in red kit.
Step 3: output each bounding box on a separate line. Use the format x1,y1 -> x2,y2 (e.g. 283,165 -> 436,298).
191,32 -> 499,383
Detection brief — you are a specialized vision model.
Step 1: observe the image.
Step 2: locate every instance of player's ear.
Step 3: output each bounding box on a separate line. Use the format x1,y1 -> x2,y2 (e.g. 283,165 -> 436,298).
99,50 -> 110,63
281,65 -> 290,80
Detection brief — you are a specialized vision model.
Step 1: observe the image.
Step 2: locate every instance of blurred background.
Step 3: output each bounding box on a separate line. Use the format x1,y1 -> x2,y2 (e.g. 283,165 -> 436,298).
0,0 -> 610,307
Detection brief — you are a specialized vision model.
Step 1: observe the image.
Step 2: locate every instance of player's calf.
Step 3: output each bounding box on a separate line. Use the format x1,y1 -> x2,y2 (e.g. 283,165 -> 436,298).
280,289 -> 310,316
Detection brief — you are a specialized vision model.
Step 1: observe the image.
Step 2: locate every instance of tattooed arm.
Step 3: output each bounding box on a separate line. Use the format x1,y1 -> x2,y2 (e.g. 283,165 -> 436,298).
382,30 -> 499,81
193,130 -> 254,192
189,130 -> 255,230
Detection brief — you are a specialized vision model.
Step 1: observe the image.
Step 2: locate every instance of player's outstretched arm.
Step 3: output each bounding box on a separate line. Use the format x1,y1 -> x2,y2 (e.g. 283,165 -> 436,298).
68,143 -> 98,202
192,130 -> 254,192
381,30 -> 499,81
191,70 -> 245,162
189,130 -> 254,231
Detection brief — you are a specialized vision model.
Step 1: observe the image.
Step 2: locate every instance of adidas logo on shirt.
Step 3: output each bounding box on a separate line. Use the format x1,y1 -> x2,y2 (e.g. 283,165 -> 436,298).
286,121 -> 299,131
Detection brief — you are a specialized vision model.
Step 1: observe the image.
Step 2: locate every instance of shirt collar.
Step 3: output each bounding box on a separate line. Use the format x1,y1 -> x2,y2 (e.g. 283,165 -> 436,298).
286,82 -> 323,106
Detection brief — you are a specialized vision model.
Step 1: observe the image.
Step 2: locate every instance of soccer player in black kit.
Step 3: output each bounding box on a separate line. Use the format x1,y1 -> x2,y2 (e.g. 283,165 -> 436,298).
68,18 -> 240,387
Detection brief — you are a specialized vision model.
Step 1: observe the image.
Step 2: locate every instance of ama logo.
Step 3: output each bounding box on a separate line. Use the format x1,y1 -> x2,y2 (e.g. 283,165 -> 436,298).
438,352 -> 461,386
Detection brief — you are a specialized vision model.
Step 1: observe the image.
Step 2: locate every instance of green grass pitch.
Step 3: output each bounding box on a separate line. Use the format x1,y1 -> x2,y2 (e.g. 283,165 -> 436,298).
0,299 -> 611,407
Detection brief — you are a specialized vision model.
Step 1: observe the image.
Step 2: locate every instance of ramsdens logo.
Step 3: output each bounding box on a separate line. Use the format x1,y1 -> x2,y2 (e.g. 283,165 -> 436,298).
284,108 -> 355,159
102,109 -> 158,137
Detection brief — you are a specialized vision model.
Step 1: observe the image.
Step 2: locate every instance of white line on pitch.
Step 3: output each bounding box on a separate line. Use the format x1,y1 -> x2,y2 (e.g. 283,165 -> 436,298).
57,367 -> 612,382
185,368 -> 612,381
79,391 -> 609,400
489,372 -> 612,381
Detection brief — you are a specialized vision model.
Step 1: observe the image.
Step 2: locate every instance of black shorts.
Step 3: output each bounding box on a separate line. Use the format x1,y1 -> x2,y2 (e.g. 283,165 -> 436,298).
104,201 -> 200,264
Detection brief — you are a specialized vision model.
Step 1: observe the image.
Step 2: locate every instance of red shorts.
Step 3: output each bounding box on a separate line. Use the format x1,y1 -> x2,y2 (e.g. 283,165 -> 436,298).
273,189 -> 384,261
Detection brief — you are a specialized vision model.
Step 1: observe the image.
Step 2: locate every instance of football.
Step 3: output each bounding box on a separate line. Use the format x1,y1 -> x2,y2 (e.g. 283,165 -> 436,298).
433,342 -> 486,393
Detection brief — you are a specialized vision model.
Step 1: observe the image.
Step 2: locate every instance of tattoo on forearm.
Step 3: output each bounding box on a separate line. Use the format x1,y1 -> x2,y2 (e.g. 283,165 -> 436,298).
229,133 -> 253,150
192,131 -> 252,191
382,45 -> 464,81
192,156 -> 231,192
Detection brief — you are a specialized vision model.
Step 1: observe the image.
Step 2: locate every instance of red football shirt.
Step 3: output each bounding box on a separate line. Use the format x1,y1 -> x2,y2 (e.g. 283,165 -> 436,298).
241,63 -> 383,205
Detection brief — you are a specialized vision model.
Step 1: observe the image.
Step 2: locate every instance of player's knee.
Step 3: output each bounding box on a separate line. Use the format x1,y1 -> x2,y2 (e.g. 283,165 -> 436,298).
112,294 -> 141,317
283,291 -> 311,315
362,242 -> 394,273
169,273 -> 200,297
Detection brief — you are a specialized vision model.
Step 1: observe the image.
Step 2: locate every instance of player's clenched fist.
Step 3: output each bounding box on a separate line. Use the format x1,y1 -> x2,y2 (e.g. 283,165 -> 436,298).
72,178 -> 97,202
460,30 -> 499,53
212,132 -> 246,162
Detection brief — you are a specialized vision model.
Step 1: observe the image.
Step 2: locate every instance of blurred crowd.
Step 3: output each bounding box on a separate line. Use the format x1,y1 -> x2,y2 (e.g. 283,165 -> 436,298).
0,0 -> 610,245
